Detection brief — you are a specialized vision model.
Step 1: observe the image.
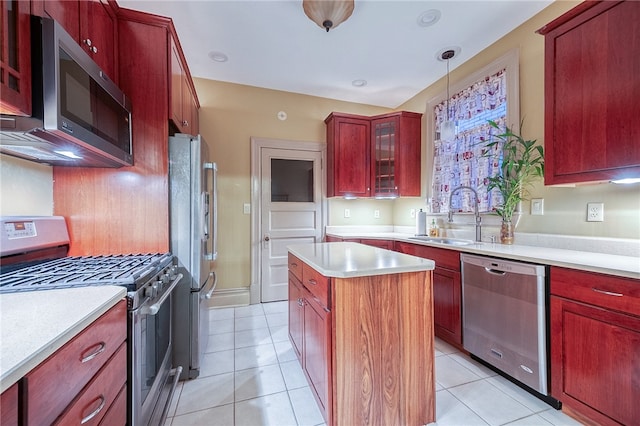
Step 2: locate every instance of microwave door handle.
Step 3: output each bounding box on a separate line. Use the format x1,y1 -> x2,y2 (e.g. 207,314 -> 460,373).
204,162 -> 217,261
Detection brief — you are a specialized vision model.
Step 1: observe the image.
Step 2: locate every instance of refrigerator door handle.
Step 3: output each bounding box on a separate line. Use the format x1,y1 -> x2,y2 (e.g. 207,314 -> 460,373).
203,162 -> 217,261
204,271 -> 217,299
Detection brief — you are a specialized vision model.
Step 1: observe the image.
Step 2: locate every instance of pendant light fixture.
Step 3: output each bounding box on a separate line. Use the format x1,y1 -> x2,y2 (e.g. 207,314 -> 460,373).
440,49 -> 456,140
303,0 -> 354,32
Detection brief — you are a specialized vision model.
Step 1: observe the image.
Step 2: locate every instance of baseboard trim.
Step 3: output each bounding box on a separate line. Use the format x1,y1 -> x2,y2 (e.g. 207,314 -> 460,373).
207,287 -> 251,308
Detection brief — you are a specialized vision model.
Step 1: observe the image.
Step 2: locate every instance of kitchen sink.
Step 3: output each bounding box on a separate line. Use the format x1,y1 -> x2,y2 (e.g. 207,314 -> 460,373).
409,236 -> 475,246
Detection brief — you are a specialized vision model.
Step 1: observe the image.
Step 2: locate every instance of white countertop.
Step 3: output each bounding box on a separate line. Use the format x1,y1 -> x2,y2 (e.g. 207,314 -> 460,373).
0,285 -> 127,392
327,231 -> 640,280
288,242 -> 435,278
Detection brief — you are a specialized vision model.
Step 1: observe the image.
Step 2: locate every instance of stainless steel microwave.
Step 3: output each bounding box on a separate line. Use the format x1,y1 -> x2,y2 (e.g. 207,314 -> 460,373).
0,17 -> 133,167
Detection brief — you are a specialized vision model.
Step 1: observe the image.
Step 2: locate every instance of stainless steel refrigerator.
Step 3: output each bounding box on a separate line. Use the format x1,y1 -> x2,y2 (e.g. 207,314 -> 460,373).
169,133 -> 217,380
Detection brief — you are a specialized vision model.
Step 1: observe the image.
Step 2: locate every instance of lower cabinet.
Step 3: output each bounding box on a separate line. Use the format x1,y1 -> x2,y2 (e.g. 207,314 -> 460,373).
395,242 -> 463,347
550,267 -> 640,426
5,299 -> 127,425
0,383 -> 18,426
288,254 -> 333,423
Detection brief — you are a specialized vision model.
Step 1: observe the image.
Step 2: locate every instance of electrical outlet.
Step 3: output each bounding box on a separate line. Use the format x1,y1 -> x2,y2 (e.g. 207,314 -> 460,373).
587,202 -> 604,222
410,209 -> 416,218
344,208 -> 351,218
374,209 -> 380,218
243,203 -> 251,215
531,198 -> 544,216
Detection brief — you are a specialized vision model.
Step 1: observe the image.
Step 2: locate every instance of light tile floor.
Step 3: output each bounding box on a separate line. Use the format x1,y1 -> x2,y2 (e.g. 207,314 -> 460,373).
165,301 -> 583,426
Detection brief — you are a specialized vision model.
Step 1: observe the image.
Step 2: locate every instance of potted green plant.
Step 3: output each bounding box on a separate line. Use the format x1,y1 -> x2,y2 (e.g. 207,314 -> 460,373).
483,120 -> 544,244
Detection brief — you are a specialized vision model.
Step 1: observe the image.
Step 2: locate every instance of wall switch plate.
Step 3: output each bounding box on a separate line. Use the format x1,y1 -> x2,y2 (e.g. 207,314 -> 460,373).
587,202 -> 604,222
243,203 -> 251,214
374,209 -> 380,218
344,208 -> 351,218
531,198 -> 544,215
410,209 -> 416,218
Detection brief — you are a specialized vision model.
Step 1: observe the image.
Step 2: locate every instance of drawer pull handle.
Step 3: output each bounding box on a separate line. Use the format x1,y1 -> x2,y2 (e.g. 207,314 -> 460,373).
290,262 -> 298,267
81,342 -> 106,363
308,279 -> 317,286
592,288 -> 623,297
81,395 -> 105,424
298,298 -> 304,307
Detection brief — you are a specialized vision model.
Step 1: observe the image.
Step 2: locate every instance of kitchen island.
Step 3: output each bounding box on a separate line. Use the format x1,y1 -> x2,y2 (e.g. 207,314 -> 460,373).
287,242 -> 436,426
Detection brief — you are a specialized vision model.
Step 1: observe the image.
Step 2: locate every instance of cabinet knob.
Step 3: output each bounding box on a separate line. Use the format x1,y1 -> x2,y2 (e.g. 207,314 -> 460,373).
91,46 -> 98,54
83,38 -> 92,46
182,120 -> 189,127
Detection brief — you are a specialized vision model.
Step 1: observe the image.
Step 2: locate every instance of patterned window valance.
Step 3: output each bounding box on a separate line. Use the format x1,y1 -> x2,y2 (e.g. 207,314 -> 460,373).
431,68 -> 507,214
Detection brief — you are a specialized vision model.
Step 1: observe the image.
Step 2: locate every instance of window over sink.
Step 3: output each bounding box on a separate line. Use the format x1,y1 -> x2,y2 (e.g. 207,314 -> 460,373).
426,49 -> 520,215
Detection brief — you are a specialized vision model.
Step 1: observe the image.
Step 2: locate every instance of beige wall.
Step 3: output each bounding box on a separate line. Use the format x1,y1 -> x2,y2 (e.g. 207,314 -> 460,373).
0,155 -> 53,216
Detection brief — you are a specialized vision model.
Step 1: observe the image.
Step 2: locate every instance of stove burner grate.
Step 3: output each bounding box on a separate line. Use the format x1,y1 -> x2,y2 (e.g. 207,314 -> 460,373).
0,253 -> 173,293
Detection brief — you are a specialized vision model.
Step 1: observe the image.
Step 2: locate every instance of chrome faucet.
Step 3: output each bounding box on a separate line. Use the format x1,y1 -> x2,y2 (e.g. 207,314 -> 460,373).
448,186 -> 482,242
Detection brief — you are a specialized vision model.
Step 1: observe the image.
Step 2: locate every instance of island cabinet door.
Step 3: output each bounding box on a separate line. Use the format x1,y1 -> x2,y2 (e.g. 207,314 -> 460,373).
302,291 -> 332,424
288,272 -> 304,360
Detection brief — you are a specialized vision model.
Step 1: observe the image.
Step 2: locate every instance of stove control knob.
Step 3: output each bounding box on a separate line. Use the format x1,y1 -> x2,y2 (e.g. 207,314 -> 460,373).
145,285 -> 154,298
161,273 -> 170,284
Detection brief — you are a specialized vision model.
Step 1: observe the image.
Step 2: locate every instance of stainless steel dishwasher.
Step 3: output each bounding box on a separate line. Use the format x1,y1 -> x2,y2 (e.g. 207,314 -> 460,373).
461,253 -> 557,405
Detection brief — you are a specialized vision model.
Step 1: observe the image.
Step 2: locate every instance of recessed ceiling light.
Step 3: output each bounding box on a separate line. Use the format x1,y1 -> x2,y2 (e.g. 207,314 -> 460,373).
208,51 -> 228,62
417,9 -> 441,27
435,46 -> 462,62
352,79 -> 367,87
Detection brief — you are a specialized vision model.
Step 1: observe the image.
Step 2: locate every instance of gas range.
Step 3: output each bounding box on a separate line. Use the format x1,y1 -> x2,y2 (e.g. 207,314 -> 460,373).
0,216 -> 184,425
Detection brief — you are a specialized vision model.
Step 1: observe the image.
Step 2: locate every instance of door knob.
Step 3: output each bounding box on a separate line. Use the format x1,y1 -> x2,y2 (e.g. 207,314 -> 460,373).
264,235 -> 270,241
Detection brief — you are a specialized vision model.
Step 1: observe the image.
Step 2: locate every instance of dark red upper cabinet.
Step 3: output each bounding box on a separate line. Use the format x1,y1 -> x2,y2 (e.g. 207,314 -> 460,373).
1,0 -> 32,116
538,1 -> 640,184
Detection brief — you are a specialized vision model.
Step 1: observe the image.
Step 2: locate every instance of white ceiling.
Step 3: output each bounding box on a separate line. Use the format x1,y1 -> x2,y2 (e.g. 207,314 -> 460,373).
117,0 -> 552,108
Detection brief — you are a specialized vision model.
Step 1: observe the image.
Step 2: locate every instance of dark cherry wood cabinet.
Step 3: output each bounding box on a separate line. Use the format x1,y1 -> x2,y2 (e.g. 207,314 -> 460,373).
0,0 -> 31,116
325,113 -> 371,198
170,35 -> 199,135
395,241 -> 463,348
8,300 -> 128,425
287,253 -> 333,424
0,382 -> 19,426
32,0 -> 118,82
288,270 -> 304,359
325,111 -> 422,198
371,111 -> 422,197
550,267 -> 640,425
79,0 -> 118,80
538,1 -> 640,184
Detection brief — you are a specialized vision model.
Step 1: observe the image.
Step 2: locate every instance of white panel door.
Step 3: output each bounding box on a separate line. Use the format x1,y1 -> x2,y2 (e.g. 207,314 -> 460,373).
261,147 -> 322,302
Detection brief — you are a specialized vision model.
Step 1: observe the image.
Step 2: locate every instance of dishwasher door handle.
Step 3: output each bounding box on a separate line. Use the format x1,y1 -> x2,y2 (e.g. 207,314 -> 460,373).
484,267 -> 507,276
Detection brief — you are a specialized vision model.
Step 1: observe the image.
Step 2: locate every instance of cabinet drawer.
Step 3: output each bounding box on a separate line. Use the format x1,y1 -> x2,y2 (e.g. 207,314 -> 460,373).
54,343 -> 127,425
26,300 -> 127,425
0,382 -> 19,426
551,267 -> 640,316
303,263 -> 330,309
99,384 -> 126,426
395,242 -> 460,271
288,253 -> 303,282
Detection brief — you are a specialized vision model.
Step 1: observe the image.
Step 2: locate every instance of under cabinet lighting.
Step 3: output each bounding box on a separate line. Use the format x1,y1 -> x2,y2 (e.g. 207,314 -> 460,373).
611,178 -> 640,184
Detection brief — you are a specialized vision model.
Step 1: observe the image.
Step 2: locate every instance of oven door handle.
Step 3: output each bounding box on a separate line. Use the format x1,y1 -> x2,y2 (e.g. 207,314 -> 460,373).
141,273 -> 183,315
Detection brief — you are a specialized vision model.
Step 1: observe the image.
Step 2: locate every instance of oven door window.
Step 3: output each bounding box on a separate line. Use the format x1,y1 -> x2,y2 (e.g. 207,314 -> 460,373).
140,296 -> 171,403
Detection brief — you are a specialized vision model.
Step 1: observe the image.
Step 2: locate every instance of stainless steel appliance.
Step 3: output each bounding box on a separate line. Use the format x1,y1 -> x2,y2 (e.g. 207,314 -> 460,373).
0,17 -> 133,167
461,253 -> 560,408
0,216 -> 182,425
169,133 -> 217,380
